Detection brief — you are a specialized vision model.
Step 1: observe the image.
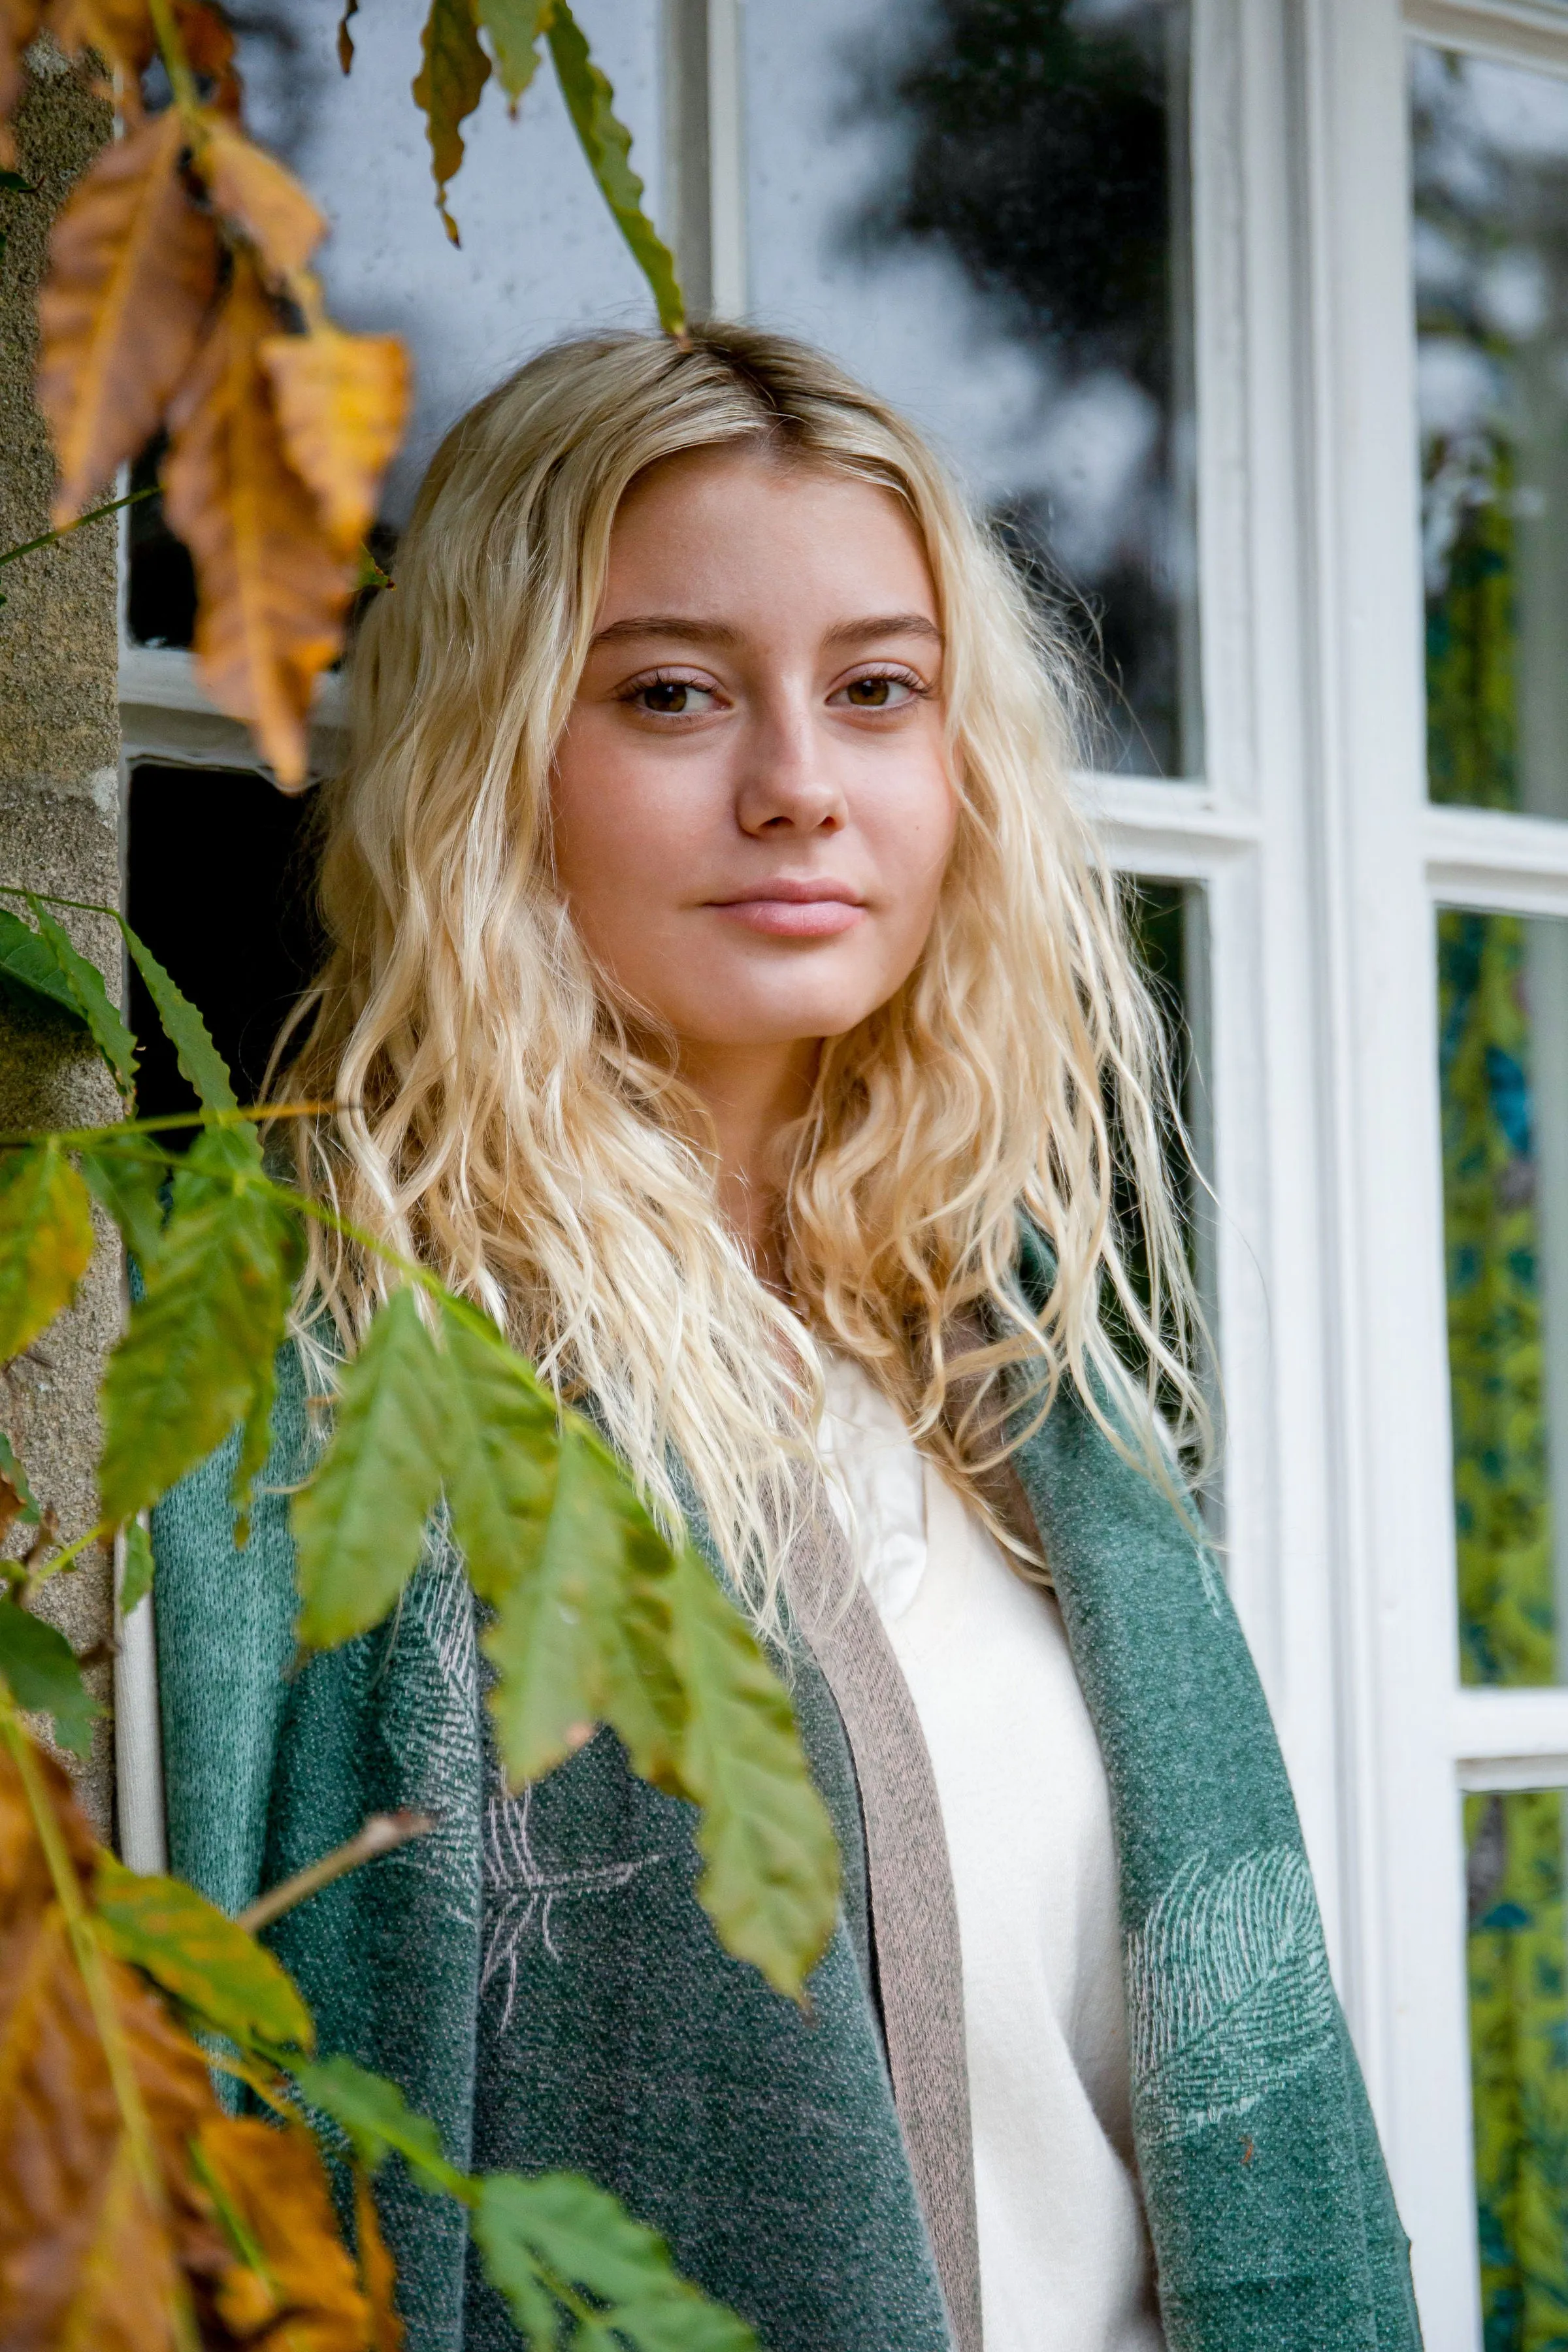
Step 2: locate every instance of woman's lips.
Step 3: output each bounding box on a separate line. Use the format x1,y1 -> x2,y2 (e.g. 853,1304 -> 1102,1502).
706,882 -> 866,939
712,898 -> 866,938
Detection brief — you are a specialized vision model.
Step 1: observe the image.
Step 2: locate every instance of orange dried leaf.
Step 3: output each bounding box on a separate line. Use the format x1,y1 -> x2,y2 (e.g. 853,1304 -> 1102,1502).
176,0 -> 241,112
261,325 -> 410,557
0,1744 -> 230,2352
201,116 -> 325,279
201,2115 -> 372,2350
37,110 -> 220,522
163,256 -> 353,789
41,0 -> 155,83
355,2171 -> 404,2352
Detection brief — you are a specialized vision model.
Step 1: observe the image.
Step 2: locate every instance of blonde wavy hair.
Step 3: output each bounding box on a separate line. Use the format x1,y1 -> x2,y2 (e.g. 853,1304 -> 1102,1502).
281,325 -> 1209,1621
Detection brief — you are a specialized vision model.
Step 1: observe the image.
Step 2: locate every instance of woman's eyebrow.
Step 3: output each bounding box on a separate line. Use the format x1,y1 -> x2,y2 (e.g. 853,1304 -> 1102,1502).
590,615 -> 739,648
821,612 -> 944,649
589,612 -> 944,651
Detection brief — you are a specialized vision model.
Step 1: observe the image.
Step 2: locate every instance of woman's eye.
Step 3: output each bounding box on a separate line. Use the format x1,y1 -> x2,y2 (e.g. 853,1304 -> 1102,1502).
835,674 -> 917,710
633,679 -> 717,716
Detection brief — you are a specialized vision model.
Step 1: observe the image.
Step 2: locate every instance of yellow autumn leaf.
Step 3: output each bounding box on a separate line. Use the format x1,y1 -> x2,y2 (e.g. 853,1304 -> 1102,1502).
42,0 -> 155,88
200,116 -> 327,280
201,2116 -> 372,2349
355,2170 -> 405,2352
37,110 -> 220,522
163,255 -> 353,789
0,1744 -> 228,2349
262,323 -> 410,557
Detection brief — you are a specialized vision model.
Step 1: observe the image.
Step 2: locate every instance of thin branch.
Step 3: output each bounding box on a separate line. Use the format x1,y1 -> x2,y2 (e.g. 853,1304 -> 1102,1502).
0,883 -> 126,914
0,486 -> 156,572
236,1810 -> 434,1935
25,1520 -> 106,1588
0,1100 -> 339,1151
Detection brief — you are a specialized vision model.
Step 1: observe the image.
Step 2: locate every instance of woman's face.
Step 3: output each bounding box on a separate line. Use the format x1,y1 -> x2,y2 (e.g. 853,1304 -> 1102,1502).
551,446 -> 958,1057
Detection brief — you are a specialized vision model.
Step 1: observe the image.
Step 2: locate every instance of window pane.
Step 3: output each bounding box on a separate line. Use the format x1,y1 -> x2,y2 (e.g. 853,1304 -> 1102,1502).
1120,879 -> 1219,1512
1464,1787 -> 1568,2342
1413,42 -> 1568,815
1440,909 -> 1568,1686
745,0 -> 1201,780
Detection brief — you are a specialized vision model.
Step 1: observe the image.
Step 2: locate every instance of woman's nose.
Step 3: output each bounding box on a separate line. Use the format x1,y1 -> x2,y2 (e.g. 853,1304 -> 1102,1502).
733,698 -> 847,834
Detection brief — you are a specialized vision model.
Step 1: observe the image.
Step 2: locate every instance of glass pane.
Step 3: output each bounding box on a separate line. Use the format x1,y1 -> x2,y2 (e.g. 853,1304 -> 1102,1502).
744,0 -> 1201,781
1464,1787 -> 1568,2344
1440,909 -> 1568,1686
1119,879 -> 1219,1512
1413,42 -> 1568,815
127,0 -> 663,647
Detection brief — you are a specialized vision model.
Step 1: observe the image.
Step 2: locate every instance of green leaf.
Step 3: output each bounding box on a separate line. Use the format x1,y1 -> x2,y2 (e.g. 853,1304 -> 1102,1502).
437,1299 -> 557,1601
474,0 -> 549,105
355,540 -> 393,591
493,2252 -> 560,2352
413,0 -> 491,244
79,1141 -> 167,1269
170,1118 -> 264,1206
667,1547 -> 839,2002
0,906 -> 86,1024
230,1348 -> 278,1546
118,919 -> 237,1112
0,1144 -> 95,1365
95,1853 -> 314,2051
545,1 -> 685,335
119,1518 -> 154,1615
0,1429 -> 40,1527
290,2053 -> 462,2195
472,2172 -> 757,2352
97,1128 -> 300,1527
25,897 -> 137,1097
0,1599 -> 99,1756
481,1417 -> 685,1791
292,1287 -> 446,1648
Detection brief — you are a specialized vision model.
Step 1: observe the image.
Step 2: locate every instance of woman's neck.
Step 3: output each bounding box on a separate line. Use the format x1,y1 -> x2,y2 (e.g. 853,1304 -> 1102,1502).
678,1037 -> 821,1292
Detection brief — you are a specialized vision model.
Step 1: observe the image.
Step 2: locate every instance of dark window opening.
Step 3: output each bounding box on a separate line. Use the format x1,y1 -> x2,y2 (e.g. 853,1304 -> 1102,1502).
125,442 -> 196,652
125,762 -> 325,1131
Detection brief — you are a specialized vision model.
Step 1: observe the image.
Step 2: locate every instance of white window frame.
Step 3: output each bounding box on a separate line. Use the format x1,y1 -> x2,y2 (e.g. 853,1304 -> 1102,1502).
1183,3 -> 1568,2344
120,3 -> 1554,2338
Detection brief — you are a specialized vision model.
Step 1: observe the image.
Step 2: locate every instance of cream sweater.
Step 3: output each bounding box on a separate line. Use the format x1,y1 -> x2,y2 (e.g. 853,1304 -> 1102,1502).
818,1354 -> 1166,2352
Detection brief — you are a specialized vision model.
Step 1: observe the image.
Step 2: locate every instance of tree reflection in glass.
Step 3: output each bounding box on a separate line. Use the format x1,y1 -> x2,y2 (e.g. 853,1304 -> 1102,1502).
1414,42 -> 1568,815
745,0 -> 1200,779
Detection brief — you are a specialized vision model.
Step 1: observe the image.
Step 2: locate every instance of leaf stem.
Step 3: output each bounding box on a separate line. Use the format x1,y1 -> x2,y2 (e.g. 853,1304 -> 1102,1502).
189,2134 -> 282,2292
0,486 -> 156,572
146,0 -> 203,123
0,882 -> 122,915
236,1809 -> 434,1935
0,1698 -> 202,2352
25,1519 -> 108,1589
0,1100 -> 336,1151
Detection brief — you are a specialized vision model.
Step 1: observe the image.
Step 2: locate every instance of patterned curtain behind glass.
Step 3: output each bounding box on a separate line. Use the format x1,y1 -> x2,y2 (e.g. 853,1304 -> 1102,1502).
1431,464 -> 1568,2348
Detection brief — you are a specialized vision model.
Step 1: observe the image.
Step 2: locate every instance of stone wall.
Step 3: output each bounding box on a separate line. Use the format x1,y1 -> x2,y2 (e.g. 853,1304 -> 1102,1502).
1,52 -> 120,1837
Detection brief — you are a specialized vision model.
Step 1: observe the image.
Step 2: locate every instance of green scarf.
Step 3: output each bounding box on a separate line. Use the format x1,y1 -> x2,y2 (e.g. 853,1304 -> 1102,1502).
151,1232 -> 1421,2350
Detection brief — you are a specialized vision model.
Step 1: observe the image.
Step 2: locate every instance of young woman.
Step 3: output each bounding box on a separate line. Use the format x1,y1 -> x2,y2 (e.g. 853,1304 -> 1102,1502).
152,328 -> 1422,2352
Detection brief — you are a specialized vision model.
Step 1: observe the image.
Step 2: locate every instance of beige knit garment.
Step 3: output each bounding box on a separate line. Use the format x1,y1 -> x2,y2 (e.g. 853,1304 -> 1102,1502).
815,1354 -> 1165,2352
